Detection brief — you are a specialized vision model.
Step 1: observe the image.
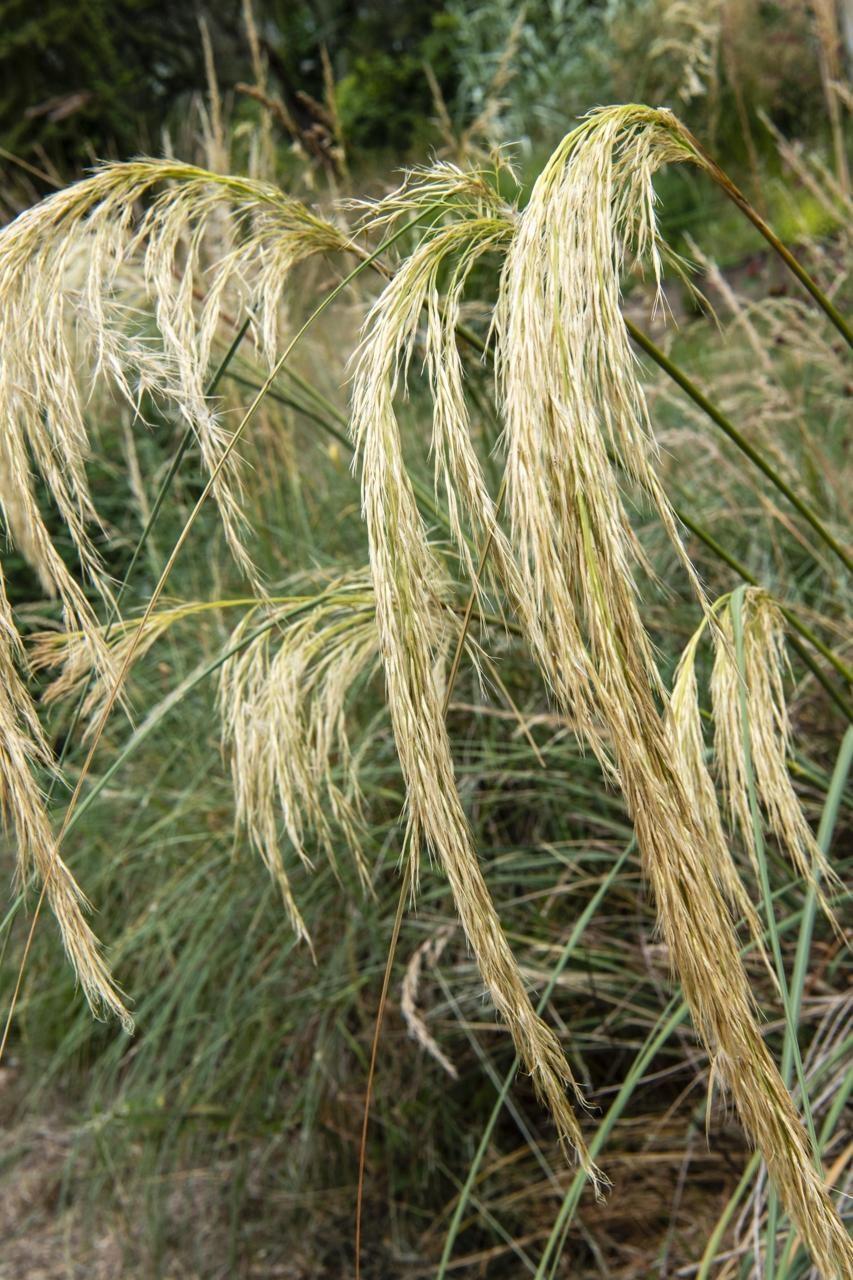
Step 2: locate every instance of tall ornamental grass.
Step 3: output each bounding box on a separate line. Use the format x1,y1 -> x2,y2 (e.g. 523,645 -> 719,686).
0,104 -> 849,1275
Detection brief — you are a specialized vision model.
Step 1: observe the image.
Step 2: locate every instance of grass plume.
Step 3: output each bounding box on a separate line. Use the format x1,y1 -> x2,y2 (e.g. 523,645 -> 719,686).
711,588 -> 843,916
350,176 -> 601,1183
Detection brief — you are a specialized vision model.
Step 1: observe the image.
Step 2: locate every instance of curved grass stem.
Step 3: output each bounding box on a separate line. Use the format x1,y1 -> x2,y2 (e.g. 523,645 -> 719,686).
354,471 -> 508,1280
680,129 -> 853,350
627,320 -> 853,575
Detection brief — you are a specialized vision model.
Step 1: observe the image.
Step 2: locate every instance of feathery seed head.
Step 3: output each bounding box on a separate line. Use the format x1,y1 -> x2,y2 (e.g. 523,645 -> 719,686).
490,106 -> 849,1270
351,174 -> 602,1183
219,576 -> 379,944
0,160 -> 355,1012
0,159 -> 353,594
712,588 -> 842,912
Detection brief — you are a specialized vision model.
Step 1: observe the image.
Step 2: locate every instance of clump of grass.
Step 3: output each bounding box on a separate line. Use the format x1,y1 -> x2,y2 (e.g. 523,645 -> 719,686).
0,102 -> 849,1275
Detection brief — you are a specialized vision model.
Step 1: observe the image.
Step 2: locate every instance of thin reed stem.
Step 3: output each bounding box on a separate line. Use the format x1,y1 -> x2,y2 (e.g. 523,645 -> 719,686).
355,470 -> 508,1280
627,320 -> 853,575
679,127 -> 853,349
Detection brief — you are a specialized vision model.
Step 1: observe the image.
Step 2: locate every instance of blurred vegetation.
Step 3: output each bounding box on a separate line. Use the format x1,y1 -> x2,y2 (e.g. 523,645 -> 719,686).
1,1 -> 846,182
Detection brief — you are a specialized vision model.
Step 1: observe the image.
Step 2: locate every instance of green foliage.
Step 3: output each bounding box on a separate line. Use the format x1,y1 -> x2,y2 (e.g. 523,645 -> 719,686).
0,0 -> 244,173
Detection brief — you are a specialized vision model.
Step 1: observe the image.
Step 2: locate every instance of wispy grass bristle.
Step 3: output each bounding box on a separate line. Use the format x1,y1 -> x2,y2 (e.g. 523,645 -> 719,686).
667,619 -> 767,949
711,588 -> 843,916
219,577 -> 378,942
0,157 -> 355,1013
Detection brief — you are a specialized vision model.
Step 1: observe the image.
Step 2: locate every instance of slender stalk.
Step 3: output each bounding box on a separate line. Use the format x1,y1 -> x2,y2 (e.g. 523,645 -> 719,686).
627,319 -> 853,575
355,471 -> 507,1280
680,128 -> 853,349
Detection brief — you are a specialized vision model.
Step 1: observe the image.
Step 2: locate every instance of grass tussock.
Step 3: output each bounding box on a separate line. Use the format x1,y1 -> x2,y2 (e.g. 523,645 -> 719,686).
0,99 -> 849,1276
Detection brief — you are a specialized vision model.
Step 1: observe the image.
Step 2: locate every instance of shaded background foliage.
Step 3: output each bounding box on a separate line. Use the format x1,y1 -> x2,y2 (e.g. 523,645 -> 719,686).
2,0 -> 846,181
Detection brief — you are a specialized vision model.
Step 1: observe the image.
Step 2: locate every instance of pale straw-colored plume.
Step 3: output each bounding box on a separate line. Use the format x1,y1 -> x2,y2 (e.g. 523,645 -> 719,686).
495,105 -> 707,768
0,158 -> 353,593
667,617 -> 765,947
0,578 -> 131,1029
30,598 -> 251,730
31,578 -> 379,945
349,108 -> 853,1257
351,171 -> 601,1183
350,163 -> 523,608
711,588 -> 842,913
492,105 -> 851,1272
0,159 -> 355,1013
219,576 -> 379,943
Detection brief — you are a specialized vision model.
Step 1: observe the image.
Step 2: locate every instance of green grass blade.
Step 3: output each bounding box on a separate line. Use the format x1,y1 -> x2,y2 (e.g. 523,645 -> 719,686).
436,839 -> 635,1279
628,320 -> 853,574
